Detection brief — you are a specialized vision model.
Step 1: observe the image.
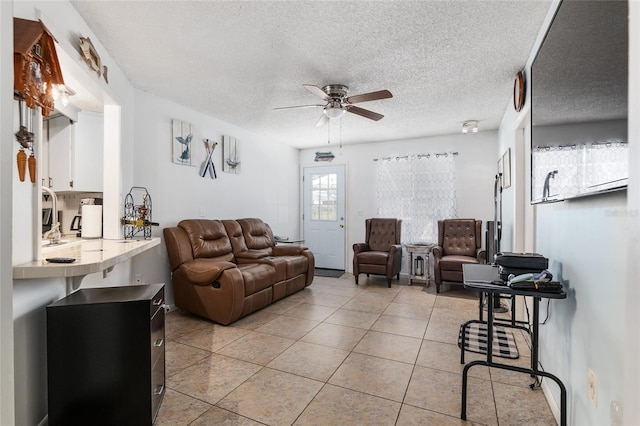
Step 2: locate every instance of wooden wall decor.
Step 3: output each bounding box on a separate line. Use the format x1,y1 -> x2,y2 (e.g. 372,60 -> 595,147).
13,18 -> 65,117
222,135 -> 241,174
79,37 -> 108,83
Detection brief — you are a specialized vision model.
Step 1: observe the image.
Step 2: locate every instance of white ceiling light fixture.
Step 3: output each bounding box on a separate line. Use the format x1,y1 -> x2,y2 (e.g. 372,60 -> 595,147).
323,102 -> 346,120
462,120 -> 478,134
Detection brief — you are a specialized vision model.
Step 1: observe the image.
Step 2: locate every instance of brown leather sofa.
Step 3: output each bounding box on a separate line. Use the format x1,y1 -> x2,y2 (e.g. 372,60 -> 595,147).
163,218 -> 314,325
433,218 -> 486,293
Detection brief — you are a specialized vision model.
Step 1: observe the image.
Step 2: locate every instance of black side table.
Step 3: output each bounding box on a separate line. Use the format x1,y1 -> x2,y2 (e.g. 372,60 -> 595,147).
460,264 -> 567,426
47,284 -> 165,425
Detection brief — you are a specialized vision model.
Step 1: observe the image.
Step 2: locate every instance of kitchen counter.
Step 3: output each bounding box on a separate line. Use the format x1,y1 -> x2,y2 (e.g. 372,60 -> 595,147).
13,238 -> 160,282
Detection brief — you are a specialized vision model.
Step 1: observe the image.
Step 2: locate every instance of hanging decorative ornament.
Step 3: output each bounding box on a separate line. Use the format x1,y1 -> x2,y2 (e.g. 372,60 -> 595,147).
28,150 -> 37,183
26,105 -> 36,183
14,99 -> 34,149
17,149 -> 27,182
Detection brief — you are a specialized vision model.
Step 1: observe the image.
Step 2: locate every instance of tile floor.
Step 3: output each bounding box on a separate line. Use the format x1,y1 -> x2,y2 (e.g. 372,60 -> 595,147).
156,274 -> 557,425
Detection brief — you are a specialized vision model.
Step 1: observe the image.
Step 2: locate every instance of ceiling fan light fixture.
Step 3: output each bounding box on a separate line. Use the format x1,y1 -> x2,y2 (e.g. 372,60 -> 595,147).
324,105 -> 346,120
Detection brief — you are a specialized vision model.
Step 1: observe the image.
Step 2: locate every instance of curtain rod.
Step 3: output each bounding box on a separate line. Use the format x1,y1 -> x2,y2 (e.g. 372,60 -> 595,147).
373,152 -> 459,162
535,140 -> 628,151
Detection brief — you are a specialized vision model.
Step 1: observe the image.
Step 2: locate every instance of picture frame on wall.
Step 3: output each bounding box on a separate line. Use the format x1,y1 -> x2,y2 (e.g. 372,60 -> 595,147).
172,119 -> 195,166
502,148 -> 511,188
222,135 -> 241,174
497,156 -> 503,187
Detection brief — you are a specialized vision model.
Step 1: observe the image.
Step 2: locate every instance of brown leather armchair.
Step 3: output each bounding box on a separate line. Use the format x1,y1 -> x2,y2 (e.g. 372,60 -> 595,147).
433,219 -> 486,293
353,218 -> 402,288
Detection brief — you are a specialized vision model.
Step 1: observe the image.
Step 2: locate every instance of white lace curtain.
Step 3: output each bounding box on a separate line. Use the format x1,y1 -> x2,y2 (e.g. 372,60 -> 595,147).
375,153 -> 458,244
532,142 -> 628,200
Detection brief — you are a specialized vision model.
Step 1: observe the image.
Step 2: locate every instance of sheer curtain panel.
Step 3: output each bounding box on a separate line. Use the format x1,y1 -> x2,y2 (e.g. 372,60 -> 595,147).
375,153 -> 457,244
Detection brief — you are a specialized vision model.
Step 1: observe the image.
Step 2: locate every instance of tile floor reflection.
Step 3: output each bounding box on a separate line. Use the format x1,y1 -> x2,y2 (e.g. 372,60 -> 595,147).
156,274 -> 557,426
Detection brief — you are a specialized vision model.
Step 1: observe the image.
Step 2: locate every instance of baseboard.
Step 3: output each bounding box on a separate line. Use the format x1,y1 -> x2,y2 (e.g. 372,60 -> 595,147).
541,379 -> 561,425
518,328 -> 560,425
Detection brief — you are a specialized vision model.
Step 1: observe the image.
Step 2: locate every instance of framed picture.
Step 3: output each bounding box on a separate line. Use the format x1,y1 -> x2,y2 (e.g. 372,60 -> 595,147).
222,135 -> 241,174
497,156 -> 503,186
502,148 -> 511,188
172,119 -> 194,166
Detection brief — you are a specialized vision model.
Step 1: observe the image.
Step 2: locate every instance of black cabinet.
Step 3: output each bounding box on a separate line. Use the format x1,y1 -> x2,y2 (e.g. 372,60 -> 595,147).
47,284 -> 165,426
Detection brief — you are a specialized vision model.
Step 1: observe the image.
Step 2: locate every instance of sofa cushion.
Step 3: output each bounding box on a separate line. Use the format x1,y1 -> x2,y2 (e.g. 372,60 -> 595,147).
238,263 -> 275,296
280,255 -> 308,278
237,218 -> 275,252
222,220 -> 249,255
179,219 -> 234,262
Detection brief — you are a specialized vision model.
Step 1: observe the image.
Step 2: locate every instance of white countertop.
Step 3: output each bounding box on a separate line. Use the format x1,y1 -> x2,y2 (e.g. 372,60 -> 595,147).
13,238 -> 161,280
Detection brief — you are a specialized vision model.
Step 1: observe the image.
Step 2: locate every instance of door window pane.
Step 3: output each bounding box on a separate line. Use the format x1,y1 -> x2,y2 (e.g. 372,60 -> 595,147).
311,172 -> 337,221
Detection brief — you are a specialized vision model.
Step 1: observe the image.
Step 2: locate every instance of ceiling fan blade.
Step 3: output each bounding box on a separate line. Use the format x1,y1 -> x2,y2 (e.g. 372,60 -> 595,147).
345,89 -> 393,104
315,113 -> 329,127
273,104 -> 323,110
346,106 -> 384,121
303,84 -> 330,101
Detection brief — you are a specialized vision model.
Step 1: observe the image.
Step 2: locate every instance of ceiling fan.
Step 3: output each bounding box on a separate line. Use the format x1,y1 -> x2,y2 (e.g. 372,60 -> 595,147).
275,84 -> 393,126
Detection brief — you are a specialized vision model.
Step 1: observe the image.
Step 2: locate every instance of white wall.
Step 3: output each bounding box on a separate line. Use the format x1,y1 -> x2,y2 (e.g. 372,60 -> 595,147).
132,90 -> 301,306
497,1 -> 637,424
300,131 -> 498,273
624,2 -> 640,422
10,1 -> 137,424
1,2 -> 16,423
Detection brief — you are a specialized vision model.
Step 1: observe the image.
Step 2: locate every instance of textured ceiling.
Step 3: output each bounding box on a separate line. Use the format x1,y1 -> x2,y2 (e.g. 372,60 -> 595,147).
69,0 -> 552,149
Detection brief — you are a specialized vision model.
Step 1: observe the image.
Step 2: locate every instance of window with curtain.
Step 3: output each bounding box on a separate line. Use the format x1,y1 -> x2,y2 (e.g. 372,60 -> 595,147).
375,153 -> 458,244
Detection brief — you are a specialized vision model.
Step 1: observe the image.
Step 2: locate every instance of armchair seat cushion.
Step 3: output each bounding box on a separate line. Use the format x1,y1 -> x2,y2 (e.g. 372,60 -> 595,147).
439,255 -> 481,271
356,251 -> 391,265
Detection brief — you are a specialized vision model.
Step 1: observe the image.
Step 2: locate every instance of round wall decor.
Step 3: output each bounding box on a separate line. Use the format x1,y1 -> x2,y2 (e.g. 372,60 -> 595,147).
513,70 -> 525,112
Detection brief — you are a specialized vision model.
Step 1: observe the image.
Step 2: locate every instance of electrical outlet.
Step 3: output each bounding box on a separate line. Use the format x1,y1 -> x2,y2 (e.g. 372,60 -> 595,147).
199,207 -> 206,217
610,400 -> 623,425
588,368 -> 597,407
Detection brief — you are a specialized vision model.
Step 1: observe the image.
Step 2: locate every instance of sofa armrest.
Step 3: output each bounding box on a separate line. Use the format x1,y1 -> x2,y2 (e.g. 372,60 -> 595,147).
432,246 -> 443,259
387,244 -> 403,277
178,259 -> 238,286
163,226 -> 194,272
476,248 -> 487,264
353,243 -> 370,254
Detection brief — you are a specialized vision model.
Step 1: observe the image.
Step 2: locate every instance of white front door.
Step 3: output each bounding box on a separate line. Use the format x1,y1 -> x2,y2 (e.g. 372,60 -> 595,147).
303,165 -> 346,270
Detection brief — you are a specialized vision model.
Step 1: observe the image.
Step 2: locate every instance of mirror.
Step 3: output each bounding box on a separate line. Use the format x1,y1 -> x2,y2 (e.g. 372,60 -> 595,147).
531,0 -> 628,203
